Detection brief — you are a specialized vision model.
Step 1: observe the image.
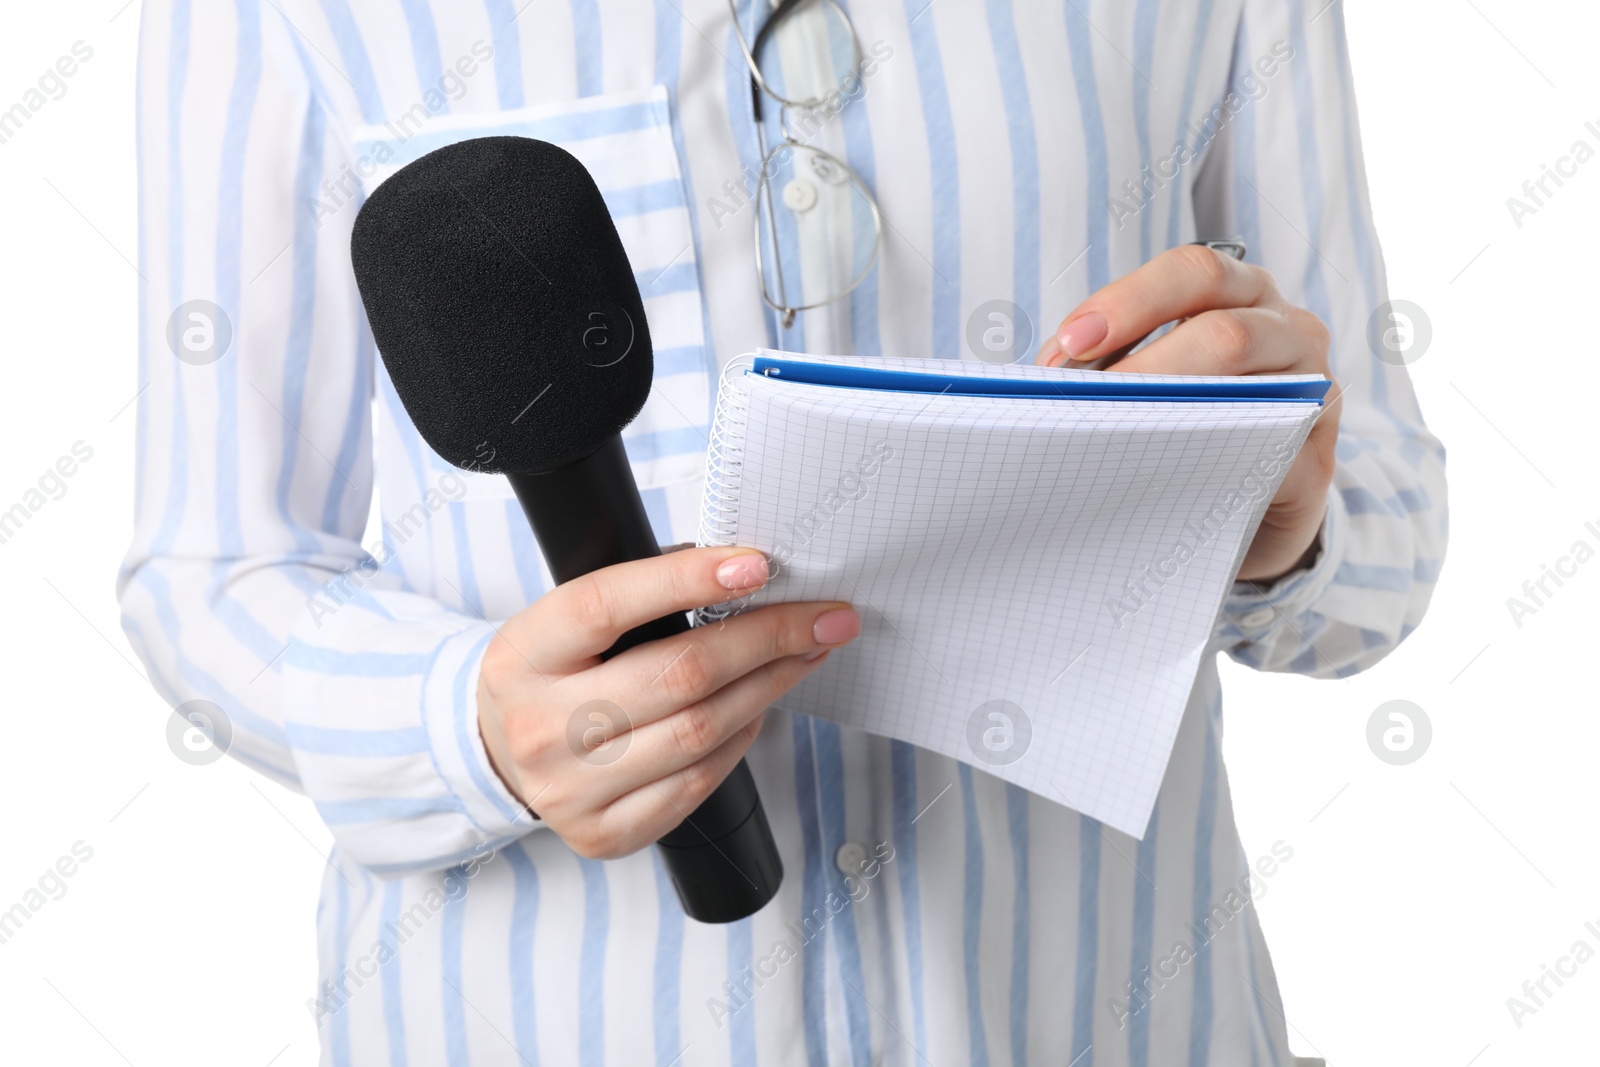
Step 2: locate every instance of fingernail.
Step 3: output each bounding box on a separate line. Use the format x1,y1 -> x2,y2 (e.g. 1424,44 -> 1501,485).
812,608 -> 861,645
802,649 -> 830,663
716,553 -> 769,591
1057,312 -> 1109,360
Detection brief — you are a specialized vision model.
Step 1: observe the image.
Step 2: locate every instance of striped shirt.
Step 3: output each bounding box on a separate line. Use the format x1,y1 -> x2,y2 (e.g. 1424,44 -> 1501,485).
119,1 -> 1447,1064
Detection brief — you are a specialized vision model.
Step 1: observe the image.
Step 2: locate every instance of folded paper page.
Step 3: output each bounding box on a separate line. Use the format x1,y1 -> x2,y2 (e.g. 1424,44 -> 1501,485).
698,351 -> 1329,837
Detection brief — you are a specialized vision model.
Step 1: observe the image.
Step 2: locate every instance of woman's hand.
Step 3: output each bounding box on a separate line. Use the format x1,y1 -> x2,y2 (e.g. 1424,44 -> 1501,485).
1037,244 -> 1338,583
477,546 -> 860,859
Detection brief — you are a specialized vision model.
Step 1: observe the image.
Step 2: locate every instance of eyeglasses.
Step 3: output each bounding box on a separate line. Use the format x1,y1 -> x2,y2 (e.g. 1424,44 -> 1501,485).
728,0 -> 884,330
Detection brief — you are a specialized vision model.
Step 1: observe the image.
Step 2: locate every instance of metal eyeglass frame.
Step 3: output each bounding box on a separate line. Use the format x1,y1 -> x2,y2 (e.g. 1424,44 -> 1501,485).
727,0 -> 884,329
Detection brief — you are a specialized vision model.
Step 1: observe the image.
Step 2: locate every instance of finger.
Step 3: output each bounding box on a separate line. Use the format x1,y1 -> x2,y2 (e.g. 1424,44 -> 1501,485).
593,650 -> 829,799
594,710 -> 772,858
509,546 -> 773,673
578,602 -> 859,725
1041,245 -> 1278,365
1037,333 -> 1062,367
1112,307 -> 1319,378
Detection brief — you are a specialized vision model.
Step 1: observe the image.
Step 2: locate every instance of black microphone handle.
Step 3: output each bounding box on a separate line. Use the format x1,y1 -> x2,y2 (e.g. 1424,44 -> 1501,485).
506,434 -> 783,923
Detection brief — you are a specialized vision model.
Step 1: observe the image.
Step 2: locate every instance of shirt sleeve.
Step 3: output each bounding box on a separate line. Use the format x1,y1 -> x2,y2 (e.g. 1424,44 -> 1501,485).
1193,0 -> 1448,677
117,1 -> 537,874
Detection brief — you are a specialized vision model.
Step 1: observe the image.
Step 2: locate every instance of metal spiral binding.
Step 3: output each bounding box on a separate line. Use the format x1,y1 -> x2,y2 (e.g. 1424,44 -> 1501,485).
695,356 -> 757,626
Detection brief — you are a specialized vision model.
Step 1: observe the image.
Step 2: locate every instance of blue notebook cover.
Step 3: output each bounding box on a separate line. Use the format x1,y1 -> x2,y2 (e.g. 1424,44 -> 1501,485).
750,355 -> 1330,404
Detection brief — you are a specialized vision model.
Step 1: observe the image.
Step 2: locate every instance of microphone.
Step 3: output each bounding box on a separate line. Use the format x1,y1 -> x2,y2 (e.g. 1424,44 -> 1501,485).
349,135 -> 782,923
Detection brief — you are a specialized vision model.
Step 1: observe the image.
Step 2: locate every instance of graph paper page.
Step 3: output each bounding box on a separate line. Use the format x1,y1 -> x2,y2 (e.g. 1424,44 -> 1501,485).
698,353 -> 1325,838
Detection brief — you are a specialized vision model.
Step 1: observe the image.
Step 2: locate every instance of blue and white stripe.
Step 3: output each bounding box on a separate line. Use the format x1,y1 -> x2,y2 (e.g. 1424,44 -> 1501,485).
120,1 -> 1447,1064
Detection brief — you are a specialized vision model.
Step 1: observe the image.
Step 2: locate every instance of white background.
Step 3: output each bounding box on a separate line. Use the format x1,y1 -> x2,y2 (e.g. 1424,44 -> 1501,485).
0,2 -> 1595,1064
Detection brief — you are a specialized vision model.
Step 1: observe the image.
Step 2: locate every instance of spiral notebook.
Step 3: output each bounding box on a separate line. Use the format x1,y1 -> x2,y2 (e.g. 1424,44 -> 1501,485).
697,350 -> 1330,837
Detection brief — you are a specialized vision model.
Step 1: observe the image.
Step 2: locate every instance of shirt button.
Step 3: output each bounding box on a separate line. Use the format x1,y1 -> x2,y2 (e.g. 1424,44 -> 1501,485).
1240,607 -> 1275,629
835,841 -> 869,877
783,178 -> 818,213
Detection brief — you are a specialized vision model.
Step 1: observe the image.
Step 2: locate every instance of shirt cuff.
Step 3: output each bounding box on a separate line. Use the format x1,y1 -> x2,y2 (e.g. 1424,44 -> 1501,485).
1219,482 -> 1347,645
420,624 -> 541,844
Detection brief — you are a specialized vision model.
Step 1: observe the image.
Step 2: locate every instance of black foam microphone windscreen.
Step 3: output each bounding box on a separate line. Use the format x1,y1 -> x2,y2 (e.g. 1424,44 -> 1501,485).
350,135 -> 652,473
349,136 -> 783,924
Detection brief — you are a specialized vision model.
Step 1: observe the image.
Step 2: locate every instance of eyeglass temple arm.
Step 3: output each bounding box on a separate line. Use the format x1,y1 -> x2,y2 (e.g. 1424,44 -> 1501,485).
745,0 -> 809,328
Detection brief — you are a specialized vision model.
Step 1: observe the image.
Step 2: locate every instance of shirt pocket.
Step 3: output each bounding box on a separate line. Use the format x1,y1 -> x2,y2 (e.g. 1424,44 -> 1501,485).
350,86 -> 715,496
